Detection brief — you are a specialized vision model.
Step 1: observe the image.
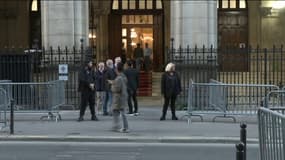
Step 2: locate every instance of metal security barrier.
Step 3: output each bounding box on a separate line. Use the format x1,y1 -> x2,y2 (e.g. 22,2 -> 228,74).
186,79 -> 279,123
264,90 -> 285,110
0,80 -> 65,121
258,107 -> 285,160
0,88 -> 9,129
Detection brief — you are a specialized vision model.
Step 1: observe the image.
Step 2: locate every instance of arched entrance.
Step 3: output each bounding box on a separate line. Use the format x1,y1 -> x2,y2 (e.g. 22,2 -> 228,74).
218,0 -> 248,71
109,0 -> 164,71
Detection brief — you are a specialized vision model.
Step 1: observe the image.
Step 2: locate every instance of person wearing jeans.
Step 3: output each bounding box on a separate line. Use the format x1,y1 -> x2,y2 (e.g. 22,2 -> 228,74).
103,59 -> 116,116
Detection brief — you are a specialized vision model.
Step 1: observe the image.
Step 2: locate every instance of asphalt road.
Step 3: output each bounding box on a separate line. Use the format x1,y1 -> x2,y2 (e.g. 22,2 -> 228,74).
0,141 -> 259,160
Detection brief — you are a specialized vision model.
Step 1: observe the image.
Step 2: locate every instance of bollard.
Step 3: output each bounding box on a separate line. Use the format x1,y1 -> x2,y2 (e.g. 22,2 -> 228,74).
240,123 -> 247,160
10,99 -> 14,134
236,142 -> 244,160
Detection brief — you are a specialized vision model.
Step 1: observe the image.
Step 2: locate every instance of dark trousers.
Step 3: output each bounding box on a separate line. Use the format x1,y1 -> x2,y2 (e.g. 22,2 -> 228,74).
128,89 -> 138,113
79,91 -> 95,117
161,94 -> 177,117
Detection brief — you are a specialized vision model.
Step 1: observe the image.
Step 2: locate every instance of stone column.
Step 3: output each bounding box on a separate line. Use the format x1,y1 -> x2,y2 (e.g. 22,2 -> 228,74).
170,0 -> 217,48
41,1 -> 89,49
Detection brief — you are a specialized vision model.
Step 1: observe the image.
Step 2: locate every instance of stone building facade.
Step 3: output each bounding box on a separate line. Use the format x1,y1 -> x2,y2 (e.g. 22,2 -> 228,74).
1,0 -> 285,68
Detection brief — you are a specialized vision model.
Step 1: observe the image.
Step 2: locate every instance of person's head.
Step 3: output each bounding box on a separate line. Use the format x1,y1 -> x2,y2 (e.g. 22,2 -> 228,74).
127,60 -> 133,68
145,43 -> 149,48
115,62 -> 124,75
86,60 -> 93,69
137,43 -> 141,48
106,59 -> 113,69
165,62 -> 175,72
114,57 -> 121,66
98,62 -> 105,71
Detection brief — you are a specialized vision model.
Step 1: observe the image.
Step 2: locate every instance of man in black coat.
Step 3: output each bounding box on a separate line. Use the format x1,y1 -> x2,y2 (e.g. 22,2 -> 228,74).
124,60 -> 140,115
77,61 -> 98,121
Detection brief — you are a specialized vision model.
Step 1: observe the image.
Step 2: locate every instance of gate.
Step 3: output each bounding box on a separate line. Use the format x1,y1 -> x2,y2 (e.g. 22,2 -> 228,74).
0,47 -> 95,109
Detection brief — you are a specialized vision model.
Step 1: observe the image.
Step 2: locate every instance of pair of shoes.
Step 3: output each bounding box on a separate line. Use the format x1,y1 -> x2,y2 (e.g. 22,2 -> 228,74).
77,117 -> 84,122
127,112 -> 135,116
91,115 -> 99,121
134,112 -> 139,116
103,112 -> 109,116
172,116 -> 178,120
160,116 -> 165,121
120,128 -> 129,133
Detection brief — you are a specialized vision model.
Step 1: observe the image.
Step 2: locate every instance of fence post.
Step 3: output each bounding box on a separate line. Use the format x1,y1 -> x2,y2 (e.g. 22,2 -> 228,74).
240,123 -> 247,160
236,142 -> 245,160
264,48 -> 268,84
10,99 -> 14,134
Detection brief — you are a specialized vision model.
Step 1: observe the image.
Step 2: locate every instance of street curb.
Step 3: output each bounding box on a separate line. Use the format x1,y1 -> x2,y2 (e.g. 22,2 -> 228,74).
0,135 -> 259,144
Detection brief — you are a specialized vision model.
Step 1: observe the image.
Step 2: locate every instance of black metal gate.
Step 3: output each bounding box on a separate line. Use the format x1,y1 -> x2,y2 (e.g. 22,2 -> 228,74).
167,43 -> 285,107
0,47 -> 95,109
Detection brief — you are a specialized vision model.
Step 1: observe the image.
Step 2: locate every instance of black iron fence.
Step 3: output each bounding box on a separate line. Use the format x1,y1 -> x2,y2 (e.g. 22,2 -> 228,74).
167,45 -> 285,107
0,47 -> 95,109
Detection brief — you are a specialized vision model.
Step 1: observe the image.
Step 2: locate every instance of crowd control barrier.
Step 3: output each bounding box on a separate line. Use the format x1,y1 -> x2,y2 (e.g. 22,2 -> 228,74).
264,89 -> 285,110
258,107 -> 285,160
0,80 -> 65,122
186,79 -> 279,123
0,88 -> 9,129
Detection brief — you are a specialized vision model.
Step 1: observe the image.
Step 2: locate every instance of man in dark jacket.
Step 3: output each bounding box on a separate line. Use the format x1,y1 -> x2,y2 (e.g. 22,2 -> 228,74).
133,43 -> 143,70
124,60 -> 139,115
103,59 -> 116,116
95,62 -> 106,114
78,61 -> 98,122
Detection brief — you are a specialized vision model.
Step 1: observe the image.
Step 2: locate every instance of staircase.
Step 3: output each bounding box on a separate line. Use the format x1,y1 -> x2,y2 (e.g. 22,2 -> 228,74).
137,72 -> 163,97
151,72 -> 163,97
137,71 -> 152,96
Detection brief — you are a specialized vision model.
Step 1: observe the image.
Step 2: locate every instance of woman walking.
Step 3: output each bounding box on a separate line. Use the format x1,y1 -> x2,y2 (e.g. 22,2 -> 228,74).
160,62 -> 182,121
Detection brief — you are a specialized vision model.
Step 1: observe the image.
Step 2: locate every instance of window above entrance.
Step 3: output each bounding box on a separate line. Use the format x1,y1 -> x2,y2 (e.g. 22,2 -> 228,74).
218,0 -> 247,9
122,15 -> 153,24
112,0 -> 163,10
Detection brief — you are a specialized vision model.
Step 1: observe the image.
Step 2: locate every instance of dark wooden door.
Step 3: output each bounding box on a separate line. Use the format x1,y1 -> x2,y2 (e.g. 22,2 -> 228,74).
218,11 -> 248,71
153,14 -> 164,71
108,14 -> 122,60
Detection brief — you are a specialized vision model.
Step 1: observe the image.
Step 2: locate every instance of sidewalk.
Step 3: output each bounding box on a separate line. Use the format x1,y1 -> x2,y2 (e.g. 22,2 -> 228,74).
0,101 -> 259,144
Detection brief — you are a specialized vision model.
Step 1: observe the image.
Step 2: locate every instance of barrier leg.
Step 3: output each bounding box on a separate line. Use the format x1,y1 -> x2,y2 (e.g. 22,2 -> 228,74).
212,115 -> 236,123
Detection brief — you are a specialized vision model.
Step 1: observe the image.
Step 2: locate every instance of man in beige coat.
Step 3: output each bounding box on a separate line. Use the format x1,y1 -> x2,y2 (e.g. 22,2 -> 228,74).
109,62 -> 129,132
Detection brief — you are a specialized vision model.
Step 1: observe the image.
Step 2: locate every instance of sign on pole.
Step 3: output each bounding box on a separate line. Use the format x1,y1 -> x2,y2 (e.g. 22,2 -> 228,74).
58,64 -> 68,81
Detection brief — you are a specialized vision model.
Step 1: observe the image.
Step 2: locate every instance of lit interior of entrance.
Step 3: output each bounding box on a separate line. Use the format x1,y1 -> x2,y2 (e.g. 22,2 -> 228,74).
122,15 -> 153,59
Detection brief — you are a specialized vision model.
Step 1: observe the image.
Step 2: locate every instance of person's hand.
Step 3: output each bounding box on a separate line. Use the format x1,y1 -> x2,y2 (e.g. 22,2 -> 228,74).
107,80 -> 113,84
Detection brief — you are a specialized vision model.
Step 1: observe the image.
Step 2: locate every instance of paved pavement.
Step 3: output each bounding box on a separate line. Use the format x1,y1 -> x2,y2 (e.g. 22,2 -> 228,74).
0,99 -> 259,144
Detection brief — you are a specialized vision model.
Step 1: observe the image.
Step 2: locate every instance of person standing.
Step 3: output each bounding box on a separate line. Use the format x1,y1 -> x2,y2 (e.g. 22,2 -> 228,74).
133,43 -> 143,71
109,62 -> 129,132
95,62 -> 106,114
77,61 -> 98,122
160,62 -> 181,121
124,60 -> 139,115
103,59 -> 116,116
121,43 -> 127,65
143,43 -> 152,72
